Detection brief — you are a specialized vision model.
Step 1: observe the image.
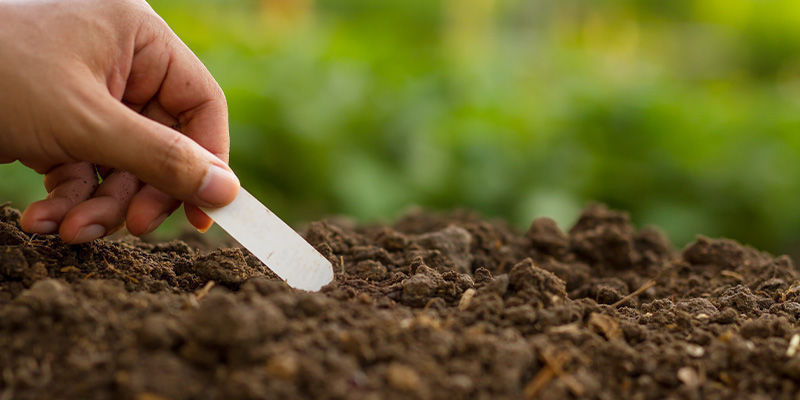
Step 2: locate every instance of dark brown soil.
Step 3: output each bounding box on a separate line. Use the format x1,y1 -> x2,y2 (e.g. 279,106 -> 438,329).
1,203 -> 800,399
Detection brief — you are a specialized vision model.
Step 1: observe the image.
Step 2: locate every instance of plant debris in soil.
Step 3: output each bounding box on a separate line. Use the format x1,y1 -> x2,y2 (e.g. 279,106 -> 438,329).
1,203 -> 800,399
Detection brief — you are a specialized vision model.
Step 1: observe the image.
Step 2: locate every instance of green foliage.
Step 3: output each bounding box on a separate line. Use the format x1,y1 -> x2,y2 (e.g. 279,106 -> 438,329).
4,0 -> 800,255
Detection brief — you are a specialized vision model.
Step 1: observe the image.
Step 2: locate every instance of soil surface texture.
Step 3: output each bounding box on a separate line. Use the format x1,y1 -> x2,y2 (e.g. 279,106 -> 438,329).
1,203 -> 800,399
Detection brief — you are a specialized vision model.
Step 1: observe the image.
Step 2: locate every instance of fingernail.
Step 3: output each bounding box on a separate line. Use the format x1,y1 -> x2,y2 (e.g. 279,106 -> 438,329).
195,219 -> 214,233
31,220 -> 58,233
197,165 -> 240,207
72,224 -> 105,244
144,213 -> 170,235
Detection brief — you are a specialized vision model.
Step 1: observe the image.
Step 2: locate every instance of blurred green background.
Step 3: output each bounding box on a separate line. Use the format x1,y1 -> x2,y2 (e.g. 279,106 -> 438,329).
3,0 -> 800,255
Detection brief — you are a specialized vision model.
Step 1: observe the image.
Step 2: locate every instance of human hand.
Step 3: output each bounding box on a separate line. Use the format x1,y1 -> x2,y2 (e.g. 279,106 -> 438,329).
0,0 -> 239,243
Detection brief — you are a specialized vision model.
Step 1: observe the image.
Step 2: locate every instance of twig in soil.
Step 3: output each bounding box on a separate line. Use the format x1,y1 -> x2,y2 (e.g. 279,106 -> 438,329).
497,261 -> 507,273
540,351 -> 584,397
524,354 -> 563,398
612,279 -> 657,308
423,298 -> 440,310
524,351 -> 584,398
24,233 -> 46,247
720,270 -> 744,281
588,312 -> 622,341
340,256 -> 345,275
195,281 -> 215,301
102,257 -> 139,284
780,283 -> 800,302
60,266 -> 80,274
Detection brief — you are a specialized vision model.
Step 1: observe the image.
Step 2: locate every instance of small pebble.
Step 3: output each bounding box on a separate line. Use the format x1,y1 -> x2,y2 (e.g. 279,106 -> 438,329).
677,367 -> 699,388
685,344 -> 705,358
458,288 -> 476,311
386,363 -> 420,391
787,334 -> 800,357
265,354 -> 299,380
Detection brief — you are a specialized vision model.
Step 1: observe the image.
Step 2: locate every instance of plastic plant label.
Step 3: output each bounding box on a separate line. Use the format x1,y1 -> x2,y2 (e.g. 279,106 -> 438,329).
202,188 -> 333,291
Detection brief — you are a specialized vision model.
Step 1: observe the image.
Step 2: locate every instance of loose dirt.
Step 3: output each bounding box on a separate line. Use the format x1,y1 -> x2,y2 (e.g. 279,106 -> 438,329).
1,203 -> 799,399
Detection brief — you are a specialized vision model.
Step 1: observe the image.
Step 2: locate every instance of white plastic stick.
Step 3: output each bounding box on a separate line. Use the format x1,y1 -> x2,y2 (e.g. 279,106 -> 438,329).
202,188 -> 333,291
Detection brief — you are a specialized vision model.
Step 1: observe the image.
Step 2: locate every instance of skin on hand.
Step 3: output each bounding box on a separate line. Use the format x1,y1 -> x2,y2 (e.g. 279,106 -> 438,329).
0,0 -> 240,243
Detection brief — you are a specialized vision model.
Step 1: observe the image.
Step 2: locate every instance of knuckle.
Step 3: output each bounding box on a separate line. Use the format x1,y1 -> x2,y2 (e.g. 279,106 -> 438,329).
113,0 -> 154,16
213,83 -> 227,105
104,0 -> 149,27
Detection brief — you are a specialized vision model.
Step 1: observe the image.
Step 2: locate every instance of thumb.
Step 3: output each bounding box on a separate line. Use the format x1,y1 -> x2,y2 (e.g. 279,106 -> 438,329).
70,99 -> 239,208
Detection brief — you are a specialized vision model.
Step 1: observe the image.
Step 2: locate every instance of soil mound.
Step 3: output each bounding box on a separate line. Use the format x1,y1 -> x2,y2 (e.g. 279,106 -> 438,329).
1,203 -> 799,399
